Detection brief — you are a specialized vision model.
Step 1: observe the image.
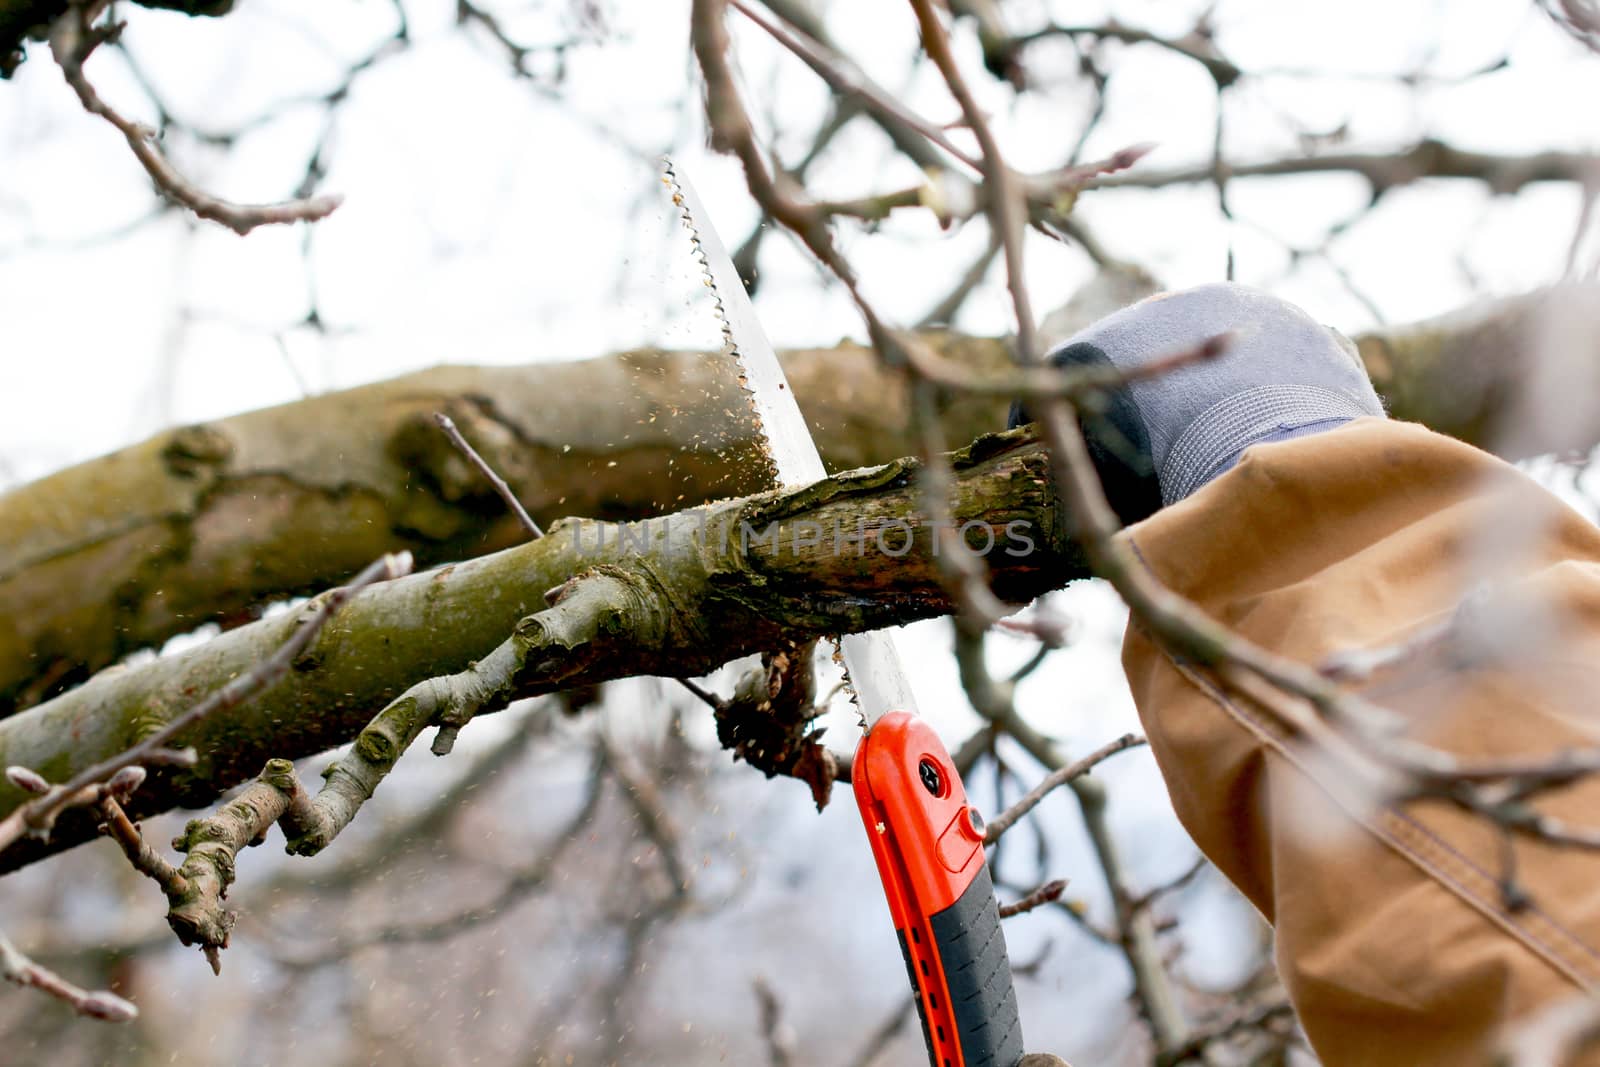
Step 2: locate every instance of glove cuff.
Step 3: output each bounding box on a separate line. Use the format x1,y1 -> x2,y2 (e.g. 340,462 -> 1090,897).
1160,384 -> 1378,505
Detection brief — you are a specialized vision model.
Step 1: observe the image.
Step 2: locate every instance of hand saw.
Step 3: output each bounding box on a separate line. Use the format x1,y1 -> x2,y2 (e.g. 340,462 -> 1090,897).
664,159 -> 1025,1067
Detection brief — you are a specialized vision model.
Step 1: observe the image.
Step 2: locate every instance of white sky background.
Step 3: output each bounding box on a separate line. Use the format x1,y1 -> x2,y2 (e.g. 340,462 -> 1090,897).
2,0 -> 1600,1063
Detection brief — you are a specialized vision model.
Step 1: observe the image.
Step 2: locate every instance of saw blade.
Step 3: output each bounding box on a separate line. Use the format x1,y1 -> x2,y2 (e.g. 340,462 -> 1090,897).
662,158 -> 827,489
662,158 -> 917,730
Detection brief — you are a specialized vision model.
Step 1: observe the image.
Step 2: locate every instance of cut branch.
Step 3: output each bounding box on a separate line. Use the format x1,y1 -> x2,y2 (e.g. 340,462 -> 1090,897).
2,289 -> 1592,718
0,428 -> 1079,872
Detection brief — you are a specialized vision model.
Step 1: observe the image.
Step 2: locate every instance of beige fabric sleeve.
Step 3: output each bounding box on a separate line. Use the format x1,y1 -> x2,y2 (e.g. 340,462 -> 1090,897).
1119,418 -> 1600,1065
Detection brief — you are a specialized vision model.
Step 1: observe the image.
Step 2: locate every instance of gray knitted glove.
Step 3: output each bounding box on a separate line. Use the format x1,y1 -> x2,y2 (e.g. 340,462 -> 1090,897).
1010,282 -> 1386,524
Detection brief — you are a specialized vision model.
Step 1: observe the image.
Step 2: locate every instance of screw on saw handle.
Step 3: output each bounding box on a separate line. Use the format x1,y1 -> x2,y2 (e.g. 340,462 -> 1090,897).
853,711 -> 1024,1067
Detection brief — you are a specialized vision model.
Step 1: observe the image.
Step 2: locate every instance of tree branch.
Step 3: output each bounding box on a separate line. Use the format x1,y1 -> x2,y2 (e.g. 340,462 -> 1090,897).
0,929 -> 136,1022
1090,138 -> 1600,197
48,1 -> 341,235
3,290 -> 1593,719
0,428 -> 1078,872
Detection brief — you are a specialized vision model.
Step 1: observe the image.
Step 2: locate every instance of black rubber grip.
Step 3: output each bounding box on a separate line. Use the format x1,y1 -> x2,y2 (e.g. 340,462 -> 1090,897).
928,863 -> 1024,1067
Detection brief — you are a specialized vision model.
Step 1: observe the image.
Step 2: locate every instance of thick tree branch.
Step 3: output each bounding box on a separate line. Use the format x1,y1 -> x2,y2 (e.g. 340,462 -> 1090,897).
0,340 -> 1004,717
0,553 -> 410,853
1,288 -> 1594,719
0,428 -> 1078,872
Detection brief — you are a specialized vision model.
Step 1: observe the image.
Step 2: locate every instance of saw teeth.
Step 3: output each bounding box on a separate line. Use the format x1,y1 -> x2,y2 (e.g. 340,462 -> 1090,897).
831,641 -> 871,731
664,158 -> 863,729
662,158 -> 777,481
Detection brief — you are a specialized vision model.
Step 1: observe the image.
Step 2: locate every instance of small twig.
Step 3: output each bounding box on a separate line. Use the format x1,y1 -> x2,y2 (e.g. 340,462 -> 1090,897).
1320,583 -> 1493,683
918,230 -> 1002,327
275,749 -> 608,968
984,734 -> 1147,844
601,730 -> 692,898
0,930 -> 136,1022
844,998 -> 916,1067
998,878 -> 1068,918
910,0 -> 1038,363
1494,826 -> 1531,913
753,976 -> 798,1067
1006,644 -> 1054,684
908,329 -> 1234,401
433,412 -> 543,538
1130,855 -> 1207,914
48,1 -> 342,236
731,0 -> 982,172
1014,21 -> 1244,90
1,764 -> 168,857
1154,999 -> 1296,1067
675,675 -> 726,710
994,610 -> 1075,647
96,791 -> 186,894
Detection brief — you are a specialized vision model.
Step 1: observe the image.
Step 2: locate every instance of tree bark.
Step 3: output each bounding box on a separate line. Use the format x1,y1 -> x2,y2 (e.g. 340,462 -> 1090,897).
6,288 -> 1597,718
0,338 -> 1010,716
0,428 -> 1078,871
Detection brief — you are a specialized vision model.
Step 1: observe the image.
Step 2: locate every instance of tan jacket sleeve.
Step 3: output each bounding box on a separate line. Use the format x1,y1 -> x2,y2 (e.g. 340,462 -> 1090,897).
1119,418 -> 1600,1066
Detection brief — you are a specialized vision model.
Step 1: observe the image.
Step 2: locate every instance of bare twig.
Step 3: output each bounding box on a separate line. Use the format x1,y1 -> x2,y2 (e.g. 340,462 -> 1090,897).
275,749 -> 609,968
753,976 -> 798,1067
984,734 -> 1146,845
48,1 -> 342,235
909,0 -> 1038,363
1155,999 -> 1296,1066
918,230 -> 1002,327
1015,21 -> 1243,89
1540,0 -> 1600,55
1089,140 -> 1600,198
1130,856 -> 1207,914
734,0 -> 982,171
998,878 -> 1068,918
0,930 -> 136,1022
602,729 -> 691,897
910,330 -> 1233,401
96,791 -> 185,893
844,998 -> 916,1067
434,412 -> 544,538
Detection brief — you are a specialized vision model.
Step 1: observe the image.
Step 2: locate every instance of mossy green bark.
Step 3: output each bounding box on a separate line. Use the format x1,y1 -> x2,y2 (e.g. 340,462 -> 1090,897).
0,341 -> 1012,717
0,428 -> 1079,872
5,295 -> 1592,720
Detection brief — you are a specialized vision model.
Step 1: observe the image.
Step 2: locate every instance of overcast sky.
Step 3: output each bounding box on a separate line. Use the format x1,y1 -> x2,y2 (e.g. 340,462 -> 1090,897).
2,1 -> 1598,1061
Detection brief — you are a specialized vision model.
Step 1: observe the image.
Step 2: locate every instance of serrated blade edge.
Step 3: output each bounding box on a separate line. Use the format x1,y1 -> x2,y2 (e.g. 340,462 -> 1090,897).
662,157 -> 917,730
662,158 -> 828,489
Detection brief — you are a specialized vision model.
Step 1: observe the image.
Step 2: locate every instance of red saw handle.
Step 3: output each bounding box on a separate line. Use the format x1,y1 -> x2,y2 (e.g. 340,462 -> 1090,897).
853,711 -> 1024,1067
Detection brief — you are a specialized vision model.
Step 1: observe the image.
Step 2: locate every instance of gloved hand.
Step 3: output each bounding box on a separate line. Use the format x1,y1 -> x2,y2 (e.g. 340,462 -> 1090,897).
1009,282 -> 1386,525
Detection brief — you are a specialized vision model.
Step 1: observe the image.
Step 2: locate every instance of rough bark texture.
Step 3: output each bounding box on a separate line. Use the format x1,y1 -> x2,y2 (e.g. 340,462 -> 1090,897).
6,289 -> 1595,719
0,428 -> 1078,871
0,338 -> 1009,716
